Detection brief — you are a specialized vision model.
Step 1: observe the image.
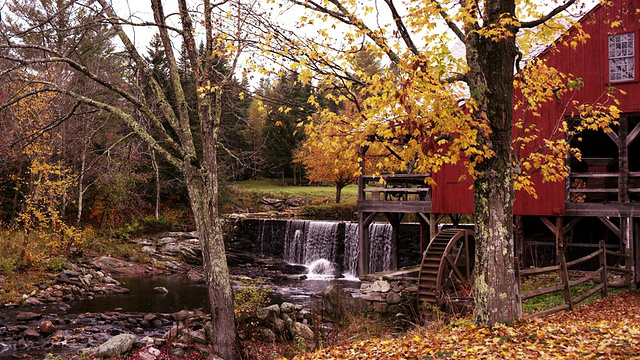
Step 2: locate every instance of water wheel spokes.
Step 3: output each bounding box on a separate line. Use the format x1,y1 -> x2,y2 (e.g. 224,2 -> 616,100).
417,228 -> 475,311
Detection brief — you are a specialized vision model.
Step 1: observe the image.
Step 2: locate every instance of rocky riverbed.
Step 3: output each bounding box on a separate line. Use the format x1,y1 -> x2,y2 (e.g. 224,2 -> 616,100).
0,230 -> 417,359
0,231 -> 337,358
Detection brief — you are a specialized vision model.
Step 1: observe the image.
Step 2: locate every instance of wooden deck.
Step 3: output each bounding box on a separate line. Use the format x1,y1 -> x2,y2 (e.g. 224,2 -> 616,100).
358,174 -> 433,213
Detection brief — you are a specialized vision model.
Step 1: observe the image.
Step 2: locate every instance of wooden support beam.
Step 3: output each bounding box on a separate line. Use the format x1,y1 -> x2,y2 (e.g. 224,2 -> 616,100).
384,213 -> 403,271
636,222 -> 640,284
620,118 -> 629,203
606,130 -> 620,146
358,212 -> 375,276
432,213 -> 445,240
621,216 -> 634,285
363,212 -> 377,228
417,213 -> 428,254
540,216 -> 556,234
555,216 -> 564,265
628,120 -> 640,145
597,216 -> 621,238
563,217 -> 582,235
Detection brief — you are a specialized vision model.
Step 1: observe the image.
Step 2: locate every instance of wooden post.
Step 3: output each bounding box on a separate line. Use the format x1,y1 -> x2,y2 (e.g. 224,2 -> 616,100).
515,257 -> 522,318
636,221 -> 640,285
555,216 -> 564,265
429,213 -> 438,241
515,215 -> 525,268
417,213 -> 428,254
622,216 -> 633,286
384,213 -> 403,271
558,252 -> 573,311
357,212 -> 371,276
599,240 -> 608,298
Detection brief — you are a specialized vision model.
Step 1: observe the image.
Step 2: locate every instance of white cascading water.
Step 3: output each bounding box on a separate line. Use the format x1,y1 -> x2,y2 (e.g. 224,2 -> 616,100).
343,222 -> 360,278
283,220 -> 392,279
368,223 -> 393,273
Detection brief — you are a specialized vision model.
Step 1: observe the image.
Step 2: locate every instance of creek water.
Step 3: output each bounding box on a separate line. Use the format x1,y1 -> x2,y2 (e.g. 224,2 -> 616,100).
0,220 -> 395,358
67,274 -> 361,315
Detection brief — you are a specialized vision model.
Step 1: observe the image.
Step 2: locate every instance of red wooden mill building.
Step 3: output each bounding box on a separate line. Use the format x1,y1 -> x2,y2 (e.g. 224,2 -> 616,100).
357,1 -> 640,304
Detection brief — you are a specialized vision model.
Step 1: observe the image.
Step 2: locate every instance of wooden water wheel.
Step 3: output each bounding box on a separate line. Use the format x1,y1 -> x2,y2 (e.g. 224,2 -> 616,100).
417,228 -> 475,310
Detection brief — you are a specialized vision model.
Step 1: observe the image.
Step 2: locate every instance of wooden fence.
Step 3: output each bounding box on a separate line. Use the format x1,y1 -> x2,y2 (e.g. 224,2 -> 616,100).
516,240 -> 630,318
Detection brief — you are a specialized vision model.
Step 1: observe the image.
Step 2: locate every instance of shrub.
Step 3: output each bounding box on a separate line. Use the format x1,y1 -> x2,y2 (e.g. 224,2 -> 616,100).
297,203 -> 358,221
234,278 -> 272,320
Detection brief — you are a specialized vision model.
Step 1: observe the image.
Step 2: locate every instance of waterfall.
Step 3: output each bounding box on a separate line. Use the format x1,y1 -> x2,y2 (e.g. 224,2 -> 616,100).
283,220 -> 307,264
343,223 -> 359,277
369,223 -> 393,273
283,220 -> 392,278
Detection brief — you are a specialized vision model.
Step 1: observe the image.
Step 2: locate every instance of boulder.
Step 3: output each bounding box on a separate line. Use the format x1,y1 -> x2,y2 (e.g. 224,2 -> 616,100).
39,320 -> 57,334
322,285 -> 350,318
153,287 -> 169,294
280,302 -> 296,314
386,291 -> 402,305
290,322 -> 314,340
24,297 -> 42,306
370,280 -> 391,293
187,269 -> 205,282
23,328 -> 41,339
261,328 -> 277,343
93,333 -> 137,358
273,317 -> 286,334
172,309 -> 192,322
265,304 -> 281,317
16,312 -> 42,322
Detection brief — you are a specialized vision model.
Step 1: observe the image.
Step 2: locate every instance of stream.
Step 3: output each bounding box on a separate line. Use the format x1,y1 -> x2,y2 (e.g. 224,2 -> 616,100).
0,272 -> 360,359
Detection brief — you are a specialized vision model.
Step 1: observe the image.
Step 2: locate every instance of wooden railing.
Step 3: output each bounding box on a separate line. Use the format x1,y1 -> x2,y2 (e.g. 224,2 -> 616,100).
359,174 -> 431,202
516,240 -> 629,318
568,171 -> 640,203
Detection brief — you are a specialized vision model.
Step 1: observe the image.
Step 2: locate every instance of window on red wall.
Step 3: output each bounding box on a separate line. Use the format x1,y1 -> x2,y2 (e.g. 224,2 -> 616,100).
608,32 -> 635,82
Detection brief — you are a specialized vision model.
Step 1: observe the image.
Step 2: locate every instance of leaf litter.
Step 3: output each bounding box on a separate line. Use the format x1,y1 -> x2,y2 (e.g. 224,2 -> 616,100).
294,290 -> 640,359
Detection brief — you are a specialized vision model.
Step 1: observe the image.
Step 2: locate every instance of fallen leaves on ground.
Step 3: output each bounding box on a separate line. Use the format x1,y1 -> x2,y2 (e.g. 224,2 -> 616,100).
295,290 -> 640,359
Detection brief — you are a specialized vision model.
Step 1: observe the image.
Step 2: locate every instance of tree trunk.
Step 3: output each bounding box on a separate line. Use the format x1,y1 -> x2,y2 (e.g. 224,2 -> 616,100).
335,182 -> 344,203
150,149 -> 161,220
468,0 -> 519,326
184,167 -> 236,359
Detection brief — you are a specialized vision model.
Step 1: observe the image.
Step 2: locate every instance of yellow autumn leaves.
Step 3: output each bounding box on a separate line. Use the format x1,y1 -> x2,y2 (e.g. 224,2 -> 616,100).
295,291 -> 640,359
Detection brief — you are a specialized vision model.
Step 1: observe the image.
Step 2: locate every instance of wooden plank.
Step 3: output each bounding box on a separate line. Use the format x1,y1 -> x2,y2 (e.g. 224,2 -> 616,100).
565,203 -> 640,217
570,172 -> 621,178
606,266 -> 631,274
566,249 -> 602,268
605,249 -> 626,257
521,284 -> 565,300
524,304 -> 570,319
568,274 -> 595,287
568,188 -> 619,193
572,283 -> 604,306
520,264 -> 560,276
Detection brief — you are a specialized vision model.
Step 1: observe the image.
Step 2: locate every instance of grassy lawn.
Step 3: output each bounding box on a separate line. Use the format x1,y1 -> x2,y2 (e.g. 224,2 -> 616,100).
230,179 -> 359,204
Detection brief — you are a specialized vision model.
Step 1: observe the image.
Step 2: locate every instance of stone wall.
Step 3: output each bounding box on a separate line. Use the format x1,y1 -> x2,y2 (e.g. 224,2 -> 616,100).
321,276 -> 420,326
